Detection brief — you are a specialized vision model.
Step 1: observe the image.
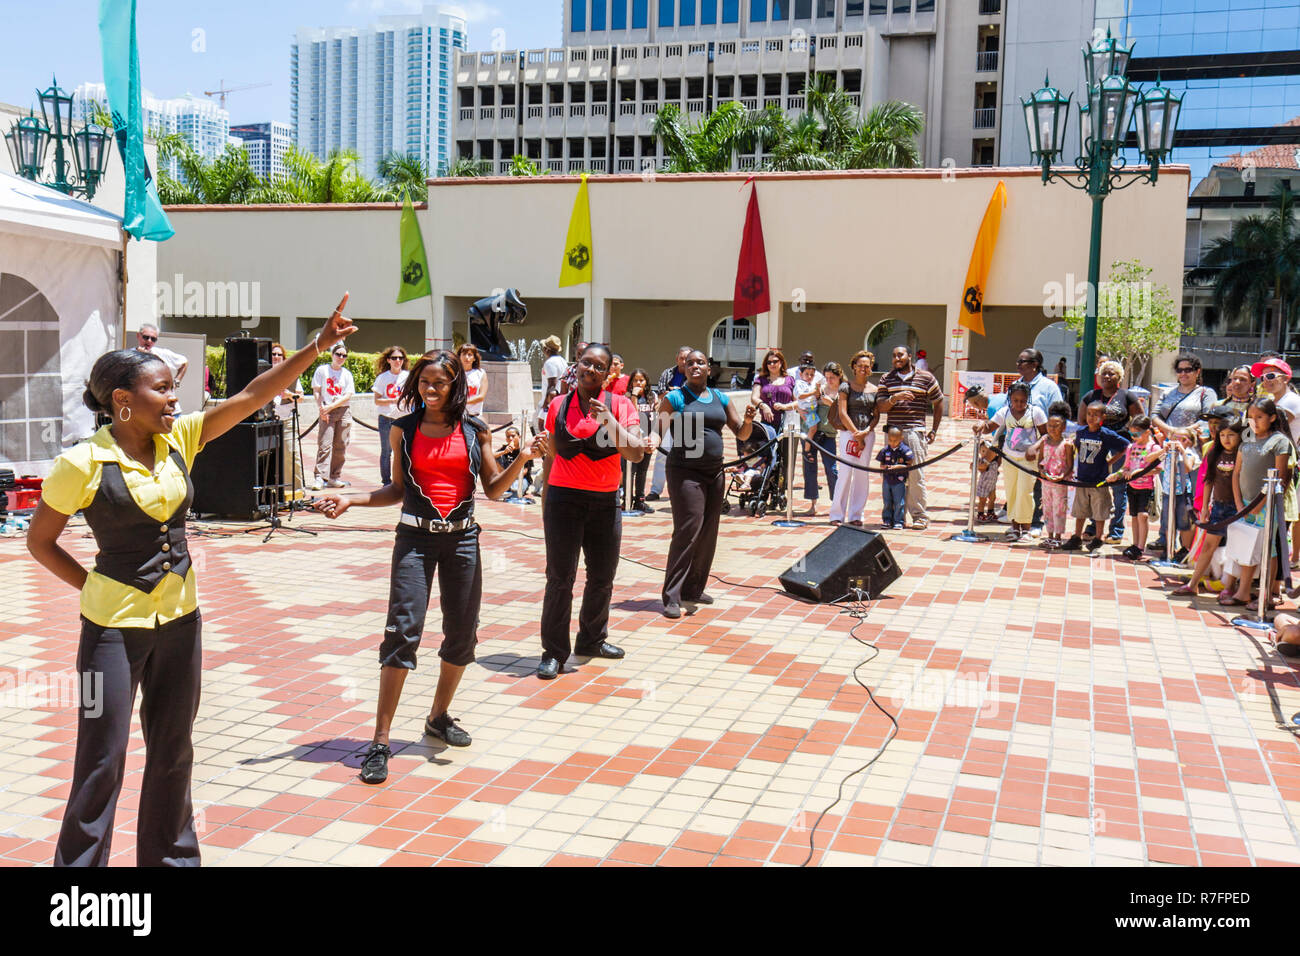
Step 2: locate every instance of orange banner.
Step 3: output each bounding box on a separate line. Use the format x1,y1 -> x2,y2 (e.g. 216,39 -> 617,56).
959,180 -> 1007,336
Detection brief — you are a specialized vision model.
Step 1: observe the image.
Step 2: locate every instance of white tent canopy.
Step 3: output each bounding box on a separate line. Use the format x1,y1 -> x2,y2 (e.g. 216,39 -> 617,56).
0,172 -> 123,476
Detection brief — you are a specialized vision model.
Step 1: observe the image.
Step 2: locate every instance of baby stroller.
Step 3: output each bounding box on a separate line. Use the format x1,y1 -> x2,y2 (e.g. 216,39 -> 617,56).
723,421 -> 787,517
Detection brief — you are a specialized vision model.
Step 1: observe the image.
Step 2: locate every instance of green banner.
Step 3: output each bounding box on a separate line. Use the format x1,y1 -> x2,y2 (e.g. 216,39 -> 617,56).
397,193 -> 431,303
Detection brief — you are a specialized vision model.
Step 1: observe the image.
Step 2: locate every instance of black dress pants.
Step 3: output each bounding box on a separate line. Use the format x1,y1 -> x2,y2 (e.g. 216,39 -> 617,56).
541,486 -> 622,661
55,610 -> 202,868
662,466 -> 726,606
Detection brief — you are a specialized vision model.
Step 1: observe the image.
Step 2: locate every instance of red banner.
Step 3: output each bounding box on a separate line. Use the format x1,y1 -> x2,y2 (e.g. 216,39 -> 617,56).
733,186 -> 771,320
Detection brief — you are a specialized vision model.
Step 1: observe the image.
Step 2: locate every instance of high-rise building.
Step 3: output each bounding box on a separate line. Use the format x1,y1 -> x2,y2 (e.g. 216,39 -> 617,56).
1084,0 -> 1300,373
454,0 -> 1098,173
230,122 -> 295,180
291,4 -> 467,179
73,82 -> 231,178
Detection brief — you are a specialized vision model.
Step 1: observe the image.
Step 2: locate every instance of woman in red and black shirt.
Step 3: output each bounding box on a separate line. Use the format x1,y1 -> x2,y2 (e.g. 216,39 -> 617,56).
315,350 -> 545,784
538,344 -> 646,680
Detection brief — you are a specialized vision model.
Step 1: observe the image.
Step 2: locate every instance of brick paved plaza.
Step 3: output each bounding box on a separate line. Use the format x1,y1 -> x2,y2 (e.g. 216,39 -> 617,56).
3,419 -> 1300,867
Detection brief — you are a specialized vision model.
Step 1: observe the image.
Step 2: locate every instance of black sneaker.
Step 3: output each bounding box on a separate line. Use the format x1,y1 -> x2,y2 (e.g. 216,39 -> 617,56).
1122,545 -> 1142,560
1060,535 -> 1083,552
359,742 -> 391,784
425,713 -> 472,747
645,492 -> 661,502
1173,547 -> 1189,563
1146,539 -> 1167,553
634,499 -> 655,513
1087,537 -> 1104,552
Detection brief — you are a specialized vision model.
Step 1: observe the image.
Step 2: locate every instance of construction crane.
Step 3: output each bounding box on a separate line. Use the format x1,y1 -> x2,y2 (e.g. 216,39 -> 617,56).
202,80 -> 271,111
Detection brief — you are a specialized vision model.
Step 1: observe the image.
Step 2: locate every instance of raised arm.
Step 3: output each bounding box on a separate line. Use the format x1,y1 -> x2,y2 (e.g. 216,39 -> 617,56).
203,293 -> 354,445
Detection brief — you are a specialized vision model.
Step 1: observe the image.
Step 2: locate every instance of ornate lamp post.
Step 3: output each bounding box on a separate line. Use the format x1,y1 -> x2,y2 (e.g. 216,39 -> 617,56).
1022,31 -> 1183,391
6,77 -> 113,200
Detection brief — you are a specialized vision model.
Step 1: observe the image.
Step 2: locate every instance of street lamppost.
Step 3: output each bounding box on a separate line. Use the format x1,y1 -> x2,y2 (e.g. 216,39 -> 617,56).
1021,30 -> 1183,391
4,77 -> 113,200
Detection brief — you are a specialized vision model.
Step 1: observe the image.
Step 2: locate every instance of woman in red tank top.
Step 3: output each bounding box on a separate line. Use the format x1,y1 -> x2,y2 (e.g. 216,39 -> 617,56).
315,351 -> 547,784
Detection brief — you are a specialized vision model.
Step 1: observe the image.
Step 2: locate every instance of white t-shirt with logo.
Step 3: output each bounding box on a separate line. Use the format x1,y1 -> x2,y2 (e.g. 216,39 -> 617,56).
372,369 -> 408,418
465,367 -> 487,416
313,364 -> 355,411
1274,389 -> 1300,444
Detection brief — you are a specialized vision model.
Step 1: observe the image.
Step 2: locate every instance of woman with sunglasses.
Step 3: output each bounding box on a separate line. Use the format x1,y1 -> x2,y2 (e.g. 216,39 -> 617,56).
27,296 -> 355,865
315,350 -> 548,782
1150,354 -> 1217,555
751,349 -> 798,428
374,346 -> 410,485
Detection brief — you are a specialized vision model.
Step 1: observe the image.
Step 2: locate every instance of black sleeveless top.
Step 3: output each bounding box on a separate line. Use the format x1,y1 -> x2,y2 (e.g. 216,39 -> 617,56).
82,450 -> 193,592
553,390 -> 619,461
395,410 -> 486,522
667,386 -> 729,476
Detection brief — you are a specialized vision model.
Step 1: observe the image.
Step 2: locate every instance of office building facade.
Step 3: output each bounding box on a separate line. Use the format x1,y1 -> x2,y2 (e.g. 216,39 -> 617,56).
230,122 -> 295,180
1087,0 -> 1300,373
291,4 -> 466,179
454,0 -> 1071,173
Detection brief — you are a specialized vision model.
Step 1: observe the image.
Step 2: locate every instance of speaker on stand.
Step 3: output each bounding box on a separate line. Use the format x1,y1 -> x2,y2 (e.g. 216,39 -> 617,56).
778,526 -> 902,603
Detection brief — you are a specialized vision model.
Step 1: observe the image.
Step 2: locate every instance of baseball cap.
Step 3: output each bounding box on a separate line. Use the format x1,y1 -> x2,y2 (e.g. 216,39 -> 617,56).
1202,405 -> 1241,423
1250,357 -> 1292,378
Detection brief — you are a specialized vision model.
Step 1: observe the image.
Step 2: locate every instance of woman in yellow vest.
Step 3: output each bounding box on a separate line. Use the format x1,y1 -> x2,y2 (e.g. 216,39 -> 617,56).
25,295 -> 355,867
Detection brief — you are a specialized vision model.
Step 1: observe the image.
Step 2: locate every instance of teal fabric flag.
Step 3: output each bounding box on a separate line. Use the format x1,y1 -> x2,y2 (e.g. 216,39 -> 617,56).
99,0 -> 174,241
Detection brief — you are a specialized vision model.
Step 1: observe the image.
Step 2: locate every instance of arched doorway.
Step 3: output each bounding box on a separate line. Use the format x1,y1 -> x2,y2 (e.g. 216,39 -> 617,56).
565,313 -> 584,360
865,319 -> 921,367
1033,321 -> 1080,379
0,273 -> 63,464
708,316 -> 754,387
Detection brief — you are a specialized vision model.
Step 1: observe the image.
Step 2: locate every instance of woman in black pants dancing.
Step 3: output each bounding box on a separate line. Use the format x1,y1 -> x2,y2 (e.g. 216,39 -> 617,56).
659,349 -> 756,618
26,295 -> 355,865
538,344 -> 646,679
625,368 -> 656,512
315,350 -> 546,783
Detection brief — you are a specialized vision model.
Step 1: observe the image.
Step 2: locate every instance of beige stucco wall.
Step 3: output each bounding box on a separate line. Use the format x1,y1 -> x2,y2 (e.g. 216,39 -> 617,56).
158,165 -> 1189,396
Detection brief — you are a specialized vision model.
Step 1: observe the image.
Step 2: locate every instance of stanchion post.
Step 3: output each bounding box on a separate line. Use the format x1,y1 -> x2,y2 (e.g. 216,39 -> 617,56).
772,417 -> 806,528
621,438 -> 641,518
1233,467 -> 1277,631
952,439 -> 987,544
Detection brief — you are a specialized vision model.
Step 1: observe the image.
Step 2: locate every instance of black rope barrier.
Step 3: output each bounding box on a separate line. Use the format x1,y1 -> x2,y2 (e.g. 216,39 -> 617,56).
816,439 -> 970,475
718,434 -> 785,470
1193,492 -> 1266,535
986,444 -> 1163,489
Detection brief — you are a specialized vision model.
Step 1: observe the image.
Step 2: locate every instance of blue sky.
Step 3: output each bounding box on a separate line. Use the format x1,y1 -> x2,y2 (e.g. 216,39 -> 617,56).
0,1 -> 560,126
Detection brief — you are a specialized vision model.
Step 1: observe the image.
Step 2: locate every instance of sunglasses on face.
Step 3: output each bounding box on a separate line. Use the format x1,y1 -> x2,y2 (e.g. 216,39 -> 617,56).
1263,371 -> 1286,381
390,355 -> 405,361
1176,367 -> 1196,373
1015,358 -> 1033,365
272,351 -> 284,358
140,335 -> 158,343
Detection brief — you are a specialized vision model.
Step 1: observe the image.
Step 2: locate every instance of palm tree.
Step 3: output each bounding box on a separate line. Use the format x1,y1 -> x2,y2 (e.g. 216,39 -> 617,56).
652,100 -> 769,172
840,101 -> 924,169
508,154 -> 545,176
442,157 -> 493,178
1187,185 -> 1300,352
377,151 -> 430,201
253,147 -> 380,203
156,136 -> 262,205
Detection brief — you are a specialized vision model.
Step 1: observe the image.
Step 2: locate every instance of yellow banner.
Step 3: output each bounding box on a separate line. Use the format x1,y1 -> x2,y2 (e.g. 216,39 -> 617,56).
559,174 -> 593,287
959,180 -> 1007,336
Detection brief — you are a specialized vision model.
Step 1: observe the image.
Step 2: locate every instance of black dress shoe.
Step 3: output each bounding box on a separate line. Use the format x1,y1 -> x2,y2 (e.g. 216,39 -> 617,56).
634,499 -> 654,513
663,602 -> 682,619
359,742 -> 391,784
686,593 -> 714,605
645,492 -> 661,501
575,641 -> 624,659
537,656 -> 561,680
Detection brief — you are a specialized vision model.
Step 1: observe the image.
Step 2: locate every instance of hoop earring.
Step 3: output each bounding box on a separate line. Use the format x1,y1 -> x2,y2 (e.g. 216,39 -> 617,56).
119,406 -> 132,423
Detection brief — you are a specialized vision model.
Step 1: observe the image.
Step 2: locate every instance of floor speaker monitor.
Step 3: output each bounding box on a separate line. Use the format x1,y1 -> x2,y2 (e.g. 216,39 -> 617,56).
778,526 -> 901,603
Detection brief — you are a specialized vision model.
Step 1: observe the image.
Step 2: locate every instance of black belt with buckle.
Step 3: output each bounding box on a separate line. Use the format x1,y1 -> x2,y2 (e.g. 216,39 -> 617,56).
399,513 -> 475,534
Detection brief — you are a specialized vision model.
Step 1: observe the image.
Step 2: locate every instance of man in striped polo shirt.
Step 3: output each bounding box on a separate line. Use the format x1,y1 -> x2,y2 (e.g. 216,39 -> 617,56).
876,345 -> 944,529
